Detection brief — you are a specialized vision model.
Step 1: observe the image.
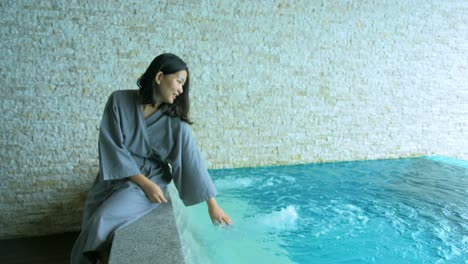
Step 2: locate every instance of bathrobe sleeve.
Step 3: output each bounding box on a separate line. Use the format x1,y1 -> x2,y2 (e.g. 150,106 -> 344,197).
98,92 -> 141,181
169,121 -> 217,206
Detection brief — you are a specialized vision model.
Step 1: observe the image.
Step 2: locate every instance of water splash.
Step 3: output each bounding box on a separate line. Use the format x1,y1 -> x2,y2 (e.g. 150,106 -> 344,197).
260,206 -> 299,230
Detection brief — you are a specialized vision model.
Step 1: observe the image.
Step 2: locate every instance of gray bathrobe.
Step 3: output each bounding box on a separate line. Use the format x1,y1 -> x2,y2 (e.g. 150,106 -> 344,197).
71,90 -> 217,264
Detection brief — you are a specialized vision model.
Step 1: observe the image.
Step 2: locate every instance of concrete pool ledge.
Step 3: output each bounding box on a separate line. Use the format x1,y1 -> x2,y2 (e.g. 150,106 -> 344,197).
108,191 -> 185,264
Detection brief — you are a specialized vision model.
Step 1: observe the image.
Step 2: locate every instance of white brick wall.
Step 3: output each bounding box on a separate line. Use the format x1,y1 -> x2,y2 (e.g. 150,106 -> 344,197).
1,0 -> 467,238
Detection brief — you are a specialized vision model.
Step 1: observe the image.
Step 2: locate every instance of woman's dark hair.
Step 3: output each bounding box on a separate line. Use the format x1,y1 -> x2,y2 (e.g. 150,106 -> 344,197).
137,53 -> 192,124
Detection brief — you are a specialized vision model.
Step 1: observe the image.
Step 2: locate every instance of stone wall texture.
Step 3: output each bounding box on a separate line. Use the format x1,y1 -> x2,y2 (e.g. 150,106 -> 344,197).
1,0 -> 467,238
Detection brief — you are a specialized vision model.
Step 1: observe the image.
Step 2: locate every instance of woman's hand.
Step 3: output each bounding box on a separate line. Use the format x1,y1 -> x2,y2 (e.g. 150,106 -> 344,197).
129,174 -> 167,203
207,197 -> 232,226
142,181 -> 168,203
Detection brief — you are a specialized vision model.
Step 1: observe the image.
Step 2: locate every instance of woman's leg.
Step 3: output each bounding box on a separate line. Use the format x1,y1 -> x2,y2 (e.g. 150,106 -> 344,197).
71,183 -> 160,264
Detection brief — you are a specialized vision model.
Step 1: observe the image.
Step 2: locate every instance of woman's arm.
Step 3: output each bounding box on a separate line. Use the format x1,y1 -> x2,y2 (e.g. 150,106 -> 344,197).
98,92 -> 141,181
129,174 -> 167,203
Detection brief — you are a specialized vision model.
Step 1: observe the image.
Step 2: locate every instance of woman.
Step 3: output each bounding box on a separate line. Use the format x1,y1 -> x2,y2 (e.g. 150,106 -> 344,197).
71,53 -> 232,264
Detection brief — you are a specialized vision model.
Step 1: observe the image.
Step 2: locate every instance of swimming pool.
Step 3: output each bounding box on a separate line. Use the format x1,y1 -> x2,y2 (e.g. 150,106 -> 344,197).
170,156 -> 468,264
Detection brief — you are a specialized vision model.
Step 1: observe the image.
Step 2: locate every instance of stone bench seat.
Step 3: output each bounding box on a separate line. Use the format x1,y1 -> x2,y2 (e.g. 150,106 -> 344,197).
108,192 -> 185,264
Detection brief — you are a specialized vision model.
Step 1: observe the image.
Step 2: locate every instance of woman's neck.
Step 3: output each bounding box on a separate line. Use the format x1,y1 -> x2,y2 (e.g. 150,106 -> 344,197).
141,103 -> 160,119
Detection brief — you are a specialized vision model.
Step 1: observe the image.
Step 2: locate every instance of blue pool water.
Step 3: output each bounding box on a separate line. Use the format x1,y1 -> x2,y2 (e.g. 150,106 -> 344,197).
171,157 -> 468,264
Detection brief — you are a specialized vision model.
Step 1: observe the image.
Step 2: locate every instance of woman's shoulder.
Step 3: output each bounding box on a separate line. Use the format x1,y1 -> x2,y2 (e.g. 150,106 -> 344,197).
109,89 -> 138,99
107,90 -> 139,105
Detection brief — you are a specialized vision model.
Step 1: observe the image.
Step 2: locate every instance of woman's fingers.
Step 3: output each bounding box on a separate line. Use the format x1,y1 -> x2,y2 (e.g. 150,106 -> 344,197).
211,216 -> 221,225
212,214 -> 232,227
159,193 -> 168,203
145,184 -> 168,203
223,215 -> 232,225
221,215 -> 232,226
155,186 -> 167,203
155,195 -> 162,203
149,192 -> 167,203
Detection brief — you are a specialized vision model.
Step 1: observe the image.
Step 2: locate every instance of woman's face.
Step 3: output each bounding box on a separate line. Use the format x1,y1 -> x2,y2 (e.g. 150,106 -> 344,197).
155,70 -> 187,105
